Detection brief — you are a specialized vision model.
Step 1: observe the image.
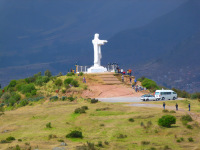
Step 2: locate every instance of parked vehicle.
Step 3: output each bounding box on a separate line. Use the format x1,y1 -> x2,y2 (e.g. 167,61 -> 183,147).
155,89 -> 177,100
141,94 -> 156,101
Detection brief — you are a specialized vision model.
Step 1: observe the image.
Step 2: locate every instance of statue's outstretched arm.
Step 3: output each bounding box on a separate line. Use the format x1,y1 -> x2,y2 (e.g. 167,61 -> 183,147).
98,40 -> 108,45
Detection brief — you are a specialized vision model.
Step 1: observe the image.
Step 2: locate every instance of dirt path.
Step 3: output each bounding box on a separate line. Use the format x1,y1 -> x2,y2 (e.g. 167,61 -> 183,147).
128,103 -> 200,124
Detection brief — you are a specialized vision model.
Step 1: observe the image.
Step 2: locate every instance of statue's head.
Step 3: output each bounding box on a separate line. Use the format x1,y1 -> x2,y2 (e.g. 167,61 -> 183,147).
94,33 -> 99,39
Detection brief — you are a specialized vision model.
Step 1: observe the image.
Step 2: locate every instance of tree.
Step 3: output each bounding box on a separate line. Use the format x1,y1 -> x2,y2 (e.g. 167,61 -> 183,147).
45,70 -> 52,77
55,79 -> 62,86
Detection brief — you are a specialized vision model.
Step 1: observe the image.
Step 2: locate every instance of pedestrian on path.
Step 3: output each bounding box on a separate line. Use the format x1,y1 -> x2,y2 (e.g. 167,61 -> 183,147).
175,103 -> 178,111
163,102 -> 166,110
188,103 -> 190,111
121,75 -> 124,82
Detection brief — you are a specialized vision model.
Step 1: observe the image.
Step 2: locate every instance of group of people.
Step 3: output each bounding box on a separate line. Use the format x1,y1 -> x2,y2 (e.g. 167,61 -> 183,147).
117,68 -> 132,76
132,85 -> 146,92
163,102 -> 191,111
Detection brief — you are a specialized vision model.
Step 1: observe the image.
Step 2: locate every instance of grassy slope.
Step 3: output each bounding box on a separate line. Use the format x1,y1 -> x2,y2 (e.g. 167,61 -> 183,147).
0,98 -> 200,150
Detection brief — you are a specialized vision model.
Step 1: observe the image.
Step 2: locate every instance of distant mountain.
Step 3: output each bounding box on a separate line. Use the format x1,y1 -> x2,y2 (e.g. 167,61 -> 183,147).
103,0 -> 200,66
0,0 -> 185,68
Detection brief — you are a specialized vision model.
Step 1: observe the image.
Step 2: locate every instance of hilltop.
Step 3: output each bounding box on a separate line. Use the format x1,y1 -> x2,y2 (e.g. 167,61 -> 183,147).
0,72 -> 200,149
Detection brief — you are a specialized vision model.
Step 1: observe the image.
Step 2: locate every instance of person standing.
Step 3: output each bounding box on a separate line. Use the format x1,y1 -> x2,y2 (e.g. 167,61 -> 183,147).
129,69 -> 132,76
188,103 -> 190,111
175,103 -> 178,111
130,77 -> 132,84
121,75 -> 124,82
163,102 -> 166,110
134,79 -> 137,85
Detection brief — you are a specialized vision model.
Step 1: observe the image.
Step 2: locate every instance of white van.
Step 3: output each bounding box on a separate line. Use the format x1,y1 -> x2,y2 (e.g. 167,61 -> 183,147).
155,89 -> 177,100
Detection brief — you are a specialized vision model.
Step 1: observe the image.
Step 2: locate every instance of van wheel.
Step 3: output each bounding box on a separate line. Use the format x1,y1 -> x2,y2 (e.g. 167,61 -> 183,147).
162,97 -> 165,100
146,99 -> 149,101
173,97 -> 176,100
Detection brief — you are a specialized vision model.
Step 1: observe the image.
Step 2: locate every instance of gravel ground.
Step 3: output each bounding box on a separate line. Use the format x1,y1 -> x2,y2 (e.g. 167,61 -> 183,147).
98,97 -> 183,103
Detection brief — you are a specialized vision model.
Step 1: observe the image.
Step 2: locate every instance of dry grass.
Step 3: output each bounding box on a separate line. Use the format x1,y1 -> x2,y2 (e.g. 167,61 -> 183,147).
0,99 -> 200,150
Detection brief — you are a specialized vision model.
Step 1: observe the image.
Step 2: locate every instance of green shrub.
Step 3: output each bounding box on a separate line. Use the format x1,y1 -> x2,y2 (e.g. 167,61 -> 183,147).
18,139 -> 22,142
74,108 -> 86,114
62,89 -> 66,93
141,141 -> 150,145
18,100 -> 29,107
66,130 -> 83,138
50,96 -> 58,101
100,124 -> 104,127
14,145 -> 21,150
6,136 -> 15,141
128,118 -> 134,122
104,141 -> 109,145
68,96 -> 75,101
71,80 -> 79,87
181,115 -> 193,122
79,72 -> 84,76
91,98 -> 98,103
170,110 -> 176,113
21,84 -> 36,94
158,115 -> 176,127
117,134 -> 127,139
141,78 -> 158,90
46,122 -> 52,128
162,109 -> 169,113
58,139 -> 64,142
2,92 -> 11,100
0,140 -> 9,143
8,80 -> 17,88
188,137 -> 194,142
64,78 -> 73,85
55,79 -> 63,86
187,125 -> 193,129
140,122 -> 144,127
81,106 -> 88,110
180,137 -> 184,141
66,72 -> 75,76
61,96 -> 67,101
45,70 -> 52,77
48,134 -> 57,140
97,141 -> 103,147
147,120 -> 152,127
176,139 -> 181,143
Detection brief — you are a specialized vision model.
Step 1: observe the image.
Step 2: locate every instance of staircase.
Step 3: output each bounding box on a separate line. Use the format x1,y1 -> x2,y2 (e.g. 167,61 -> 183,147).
97,73 -> 122,85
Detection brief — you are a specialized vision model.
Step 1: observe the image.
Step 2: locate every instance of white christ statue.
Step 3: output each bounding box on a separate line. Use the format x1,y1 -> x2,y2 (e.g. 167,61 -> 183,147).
92,33 -> 108,67
87,33 -> 108,73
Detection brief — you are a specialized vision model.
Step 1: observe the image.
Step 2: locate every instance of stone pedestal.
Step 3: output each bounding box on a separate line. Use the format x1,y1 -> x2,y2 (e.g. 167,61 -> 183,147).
87,65 -> 107,73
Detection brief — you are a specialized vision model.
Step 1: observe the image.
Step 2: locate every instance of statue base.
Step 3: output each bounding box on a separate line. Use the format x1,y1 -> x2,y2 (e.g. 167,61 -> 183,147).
87,65 -> 107,73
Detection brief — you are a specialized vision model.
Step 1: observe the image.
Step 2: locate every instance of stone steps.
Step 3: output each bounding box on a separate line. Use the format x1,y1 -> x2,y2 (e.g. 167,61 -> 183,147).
97,73 -> 122,85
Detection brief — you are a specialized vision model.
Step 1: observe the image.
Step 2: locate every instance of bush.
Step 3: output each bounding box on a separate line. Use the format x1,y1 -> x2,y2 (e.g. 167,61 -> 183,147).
117,134 -> 127,139
188,137 -> 194,142
62,89 -> 66,93
71,80 -> 79,87
6,136 -> 15,141
50,96 -> 58,101
147,121 -> 152,128
176,139 -> 181,143
141,141 -> 150,145
74,108 -> 86,114
67,72 -> 75,76
104,141 -> 109,145
8,80 -> 17,88
162,109 -> 169,113
15,145 -> 21,150
97,141 -> 103,147
18,100 -> 29,107
181,115 -> 193,122
21,84 -> 36,95
91,98 -> 98,103
45,70 -> 52,77
81,106 -> 88,110
170,110 -> 176,113
2,92 -> 11,100
66,130 -> 83,138
46,122 -> 52,128
141,78 -> 158,90
61,96 -> 67,101
158,115 -> 176,127
58,139 -> 64,142
55,79 -> 63,86
187,125 -> 193,129
18,139 -> 22,142
79,72 -> 84,76
64,78 -> 73,85
68,96 -> 75,102
128,118 -> 134,122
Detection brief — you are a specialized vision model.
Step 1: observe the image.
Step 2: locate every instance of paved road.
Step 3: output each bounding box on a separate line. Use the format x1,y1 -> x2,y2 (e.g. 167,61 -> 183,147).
98,97 -> 183,103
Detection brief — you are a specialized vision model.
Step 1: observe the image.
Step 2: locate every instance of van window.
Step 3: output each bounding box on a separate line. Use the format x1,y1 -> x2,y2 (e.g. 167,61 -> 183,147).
173,92 -> 177,94
155,92 -> 160,95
